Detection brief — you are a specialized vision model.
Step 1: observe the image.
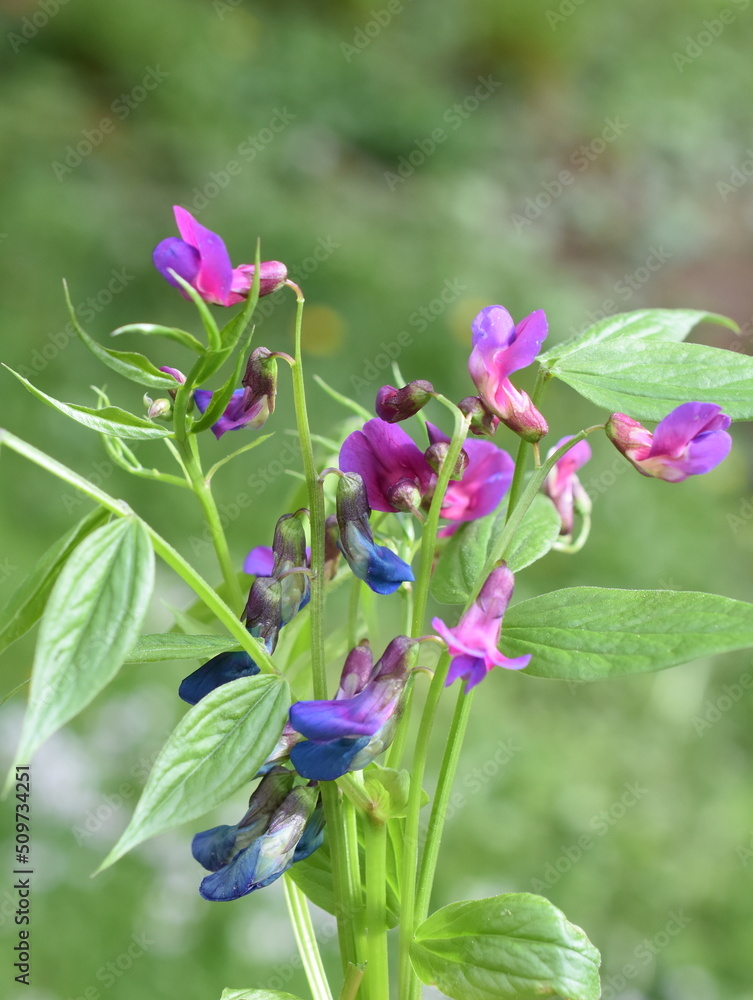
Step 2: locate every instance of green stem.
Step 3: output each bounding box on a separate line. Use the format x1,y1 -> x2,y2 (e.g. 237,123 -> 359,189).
414,686 -> 474,926
283,876 -> 334,1000
363,816 -> 389,1000
339,965 -> 366,1000
285,281 -> 364,978
348,577 -> 362,649
178,435 -> 245,615
505,367 -> 549,517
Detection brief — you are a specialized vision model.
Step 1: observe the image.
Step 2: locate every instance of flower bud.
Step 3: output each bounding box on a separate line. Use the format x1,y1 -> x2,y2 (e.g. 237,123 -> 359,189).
605,412 -> 654,455
458,395 -> 500,437
147,398 -> 172,420
375,380 -> 434,423
241,346 -> 278,429
424,442 -> 469,479
385,477 -> 424,515
323,515 -> 341,581
245,576 -> 283,651
271,511 -> 310,625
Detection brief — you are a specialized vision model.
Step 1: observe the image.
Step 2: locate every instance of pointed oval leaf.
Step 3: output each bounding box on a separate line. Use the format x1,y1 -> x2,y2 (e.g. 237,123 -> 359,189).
221,991 -> 305,1000
410,893 -> 601,1000
98,674 -> 290,870
539,308 -> 737,367
432,495 -> 561,605
126,633 -> 241,663
545,339 -> 753,421
0,507 -> 109,655
503,587 -> 753,681
11,518 -> 154,767
111,323 -> 205,354
4,366 -> 172,439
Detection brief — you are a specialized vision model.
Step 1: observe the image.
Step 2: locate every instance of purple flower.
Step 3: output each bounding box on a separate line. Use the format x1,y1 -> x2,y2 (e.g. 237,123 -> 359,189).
153,206 -> 287,306
426,423 -> 514,526
542,436 -> 592,535
340,418 -> 436,514
606,402 -> 732,483
468,305 -> 549,442
289,638 -> 417,780
194,347 -> 278,440
432,565 -> 530,692
244,546 -> 275,576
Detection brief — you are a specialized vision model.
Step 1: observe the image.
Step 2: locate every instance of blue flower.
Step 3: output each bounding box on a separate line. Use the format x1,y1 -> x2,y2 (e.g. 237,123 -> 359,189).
192,769 -> 323,902
178,641 -> 262,706
336,472 -> 414,596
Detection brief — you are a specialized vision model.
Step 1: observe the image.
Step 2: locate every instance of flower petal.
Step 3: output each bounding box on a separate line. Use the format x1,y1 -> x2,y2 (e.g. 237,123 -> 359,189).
650,402 -> 727,457
152,238 -> 201,290
173,206 -> 234,306
290,736 -> 370,781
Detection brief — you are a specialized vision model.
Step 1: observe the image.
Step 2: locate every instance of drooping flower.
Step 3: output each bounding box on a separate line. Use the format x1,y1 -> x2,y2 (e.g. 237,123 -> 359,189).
192,768 -> 323,901
336,472 -> 414,595
194,347 -> 278,440
542,435 -> 592,535
180,513 -> 310,704
339,418 -> 436,514
468,305 -> 549,442
606,402 -> 732,482
375,380 -> 434,423
289,637 -> 417,781
426,423 -> 514,526
153,206 -> 287,306
432,564 -> 530,692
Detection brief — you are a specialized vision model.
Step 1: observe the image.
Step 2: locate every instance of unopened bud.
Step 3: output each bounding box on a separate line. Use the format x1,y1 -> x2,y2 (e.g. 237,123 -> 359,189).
605,412 -> 653,456
458,396 -> 499,437
324,514 -> 341,581
386,477 -> 423,514
245,576 -> 283,651
241,347 -> 278,429
147,398 -> 172,420
376,380 -> 434,423
424,442 -> 469,479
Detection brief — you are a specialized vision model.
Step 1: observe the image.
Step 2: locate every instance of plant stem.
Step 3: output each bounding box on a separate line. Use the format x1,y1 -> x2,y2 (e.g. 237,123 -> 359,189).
414,686 -> 474,926
339,964 -> 366,1000
179,435 -> 245,615
505,367 -> 549,518
283,875 -> 334,1000
285,281 -> 365,980
363,815 -> 389,1000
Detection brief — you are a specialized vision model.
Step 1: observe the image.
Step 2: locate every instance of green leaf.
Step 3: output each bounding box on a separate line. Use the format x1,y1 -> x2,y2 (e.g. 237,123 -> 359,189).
410,892 -> 601,1000
190,322 -> 256,435
432,494 -> 561,605
111,323 -> 205,354
98,674 -> 290,870
4,366 -> 172,440
64,282 -> 178,389
168,271 -> 222,351
9,519 -> 154,771
0,507 -> 109,656
220,990 -> 304,1000
126,633 -> 240,663
502,587 -> 753,681
544,339 -> 753,421
539,307 -> 737,367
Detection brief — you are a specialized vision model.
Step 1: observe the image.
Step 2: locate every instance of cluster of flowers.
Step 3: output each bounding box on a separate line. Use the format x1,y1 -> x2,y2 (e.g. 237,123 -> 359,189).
154,207 -> 734,901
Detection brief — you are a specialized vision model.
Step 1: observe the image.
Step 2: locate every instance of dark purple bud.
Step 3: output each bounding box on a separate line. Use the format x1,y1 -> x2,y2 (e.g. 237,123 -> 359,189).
324,514 -> 341,581
458,396 -> 500,437
424,442 -> 469,479
242,347 -> 278,426
272,511 -> 310,625
245,576 -> 283,652
375,380 -> 434,423
385,477 -> 423,515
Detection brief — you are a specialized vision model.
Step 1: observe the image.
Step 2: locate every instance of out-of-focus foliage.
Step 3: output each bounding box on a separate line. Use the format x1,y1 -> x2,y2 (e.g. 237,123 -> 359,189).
1,0 -> 753,997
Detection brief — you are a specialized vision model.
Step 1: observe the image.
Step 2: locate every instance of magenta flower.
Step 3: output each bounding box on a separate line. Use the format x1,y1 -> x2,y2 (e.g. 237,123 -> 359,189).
426,423 -> 514,526
468,305 -> 549,442
432,565 -> 530,691
153,206 -> 287,306
543,436 -> 592,535
606,402 -> 732,483
339,418 -> 436,514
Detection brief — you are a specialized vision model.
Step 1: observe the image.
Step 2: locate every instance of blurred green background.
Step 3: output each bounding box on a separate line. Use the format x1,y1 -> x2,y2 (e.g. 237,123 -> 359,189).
2,0 -> 753,997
